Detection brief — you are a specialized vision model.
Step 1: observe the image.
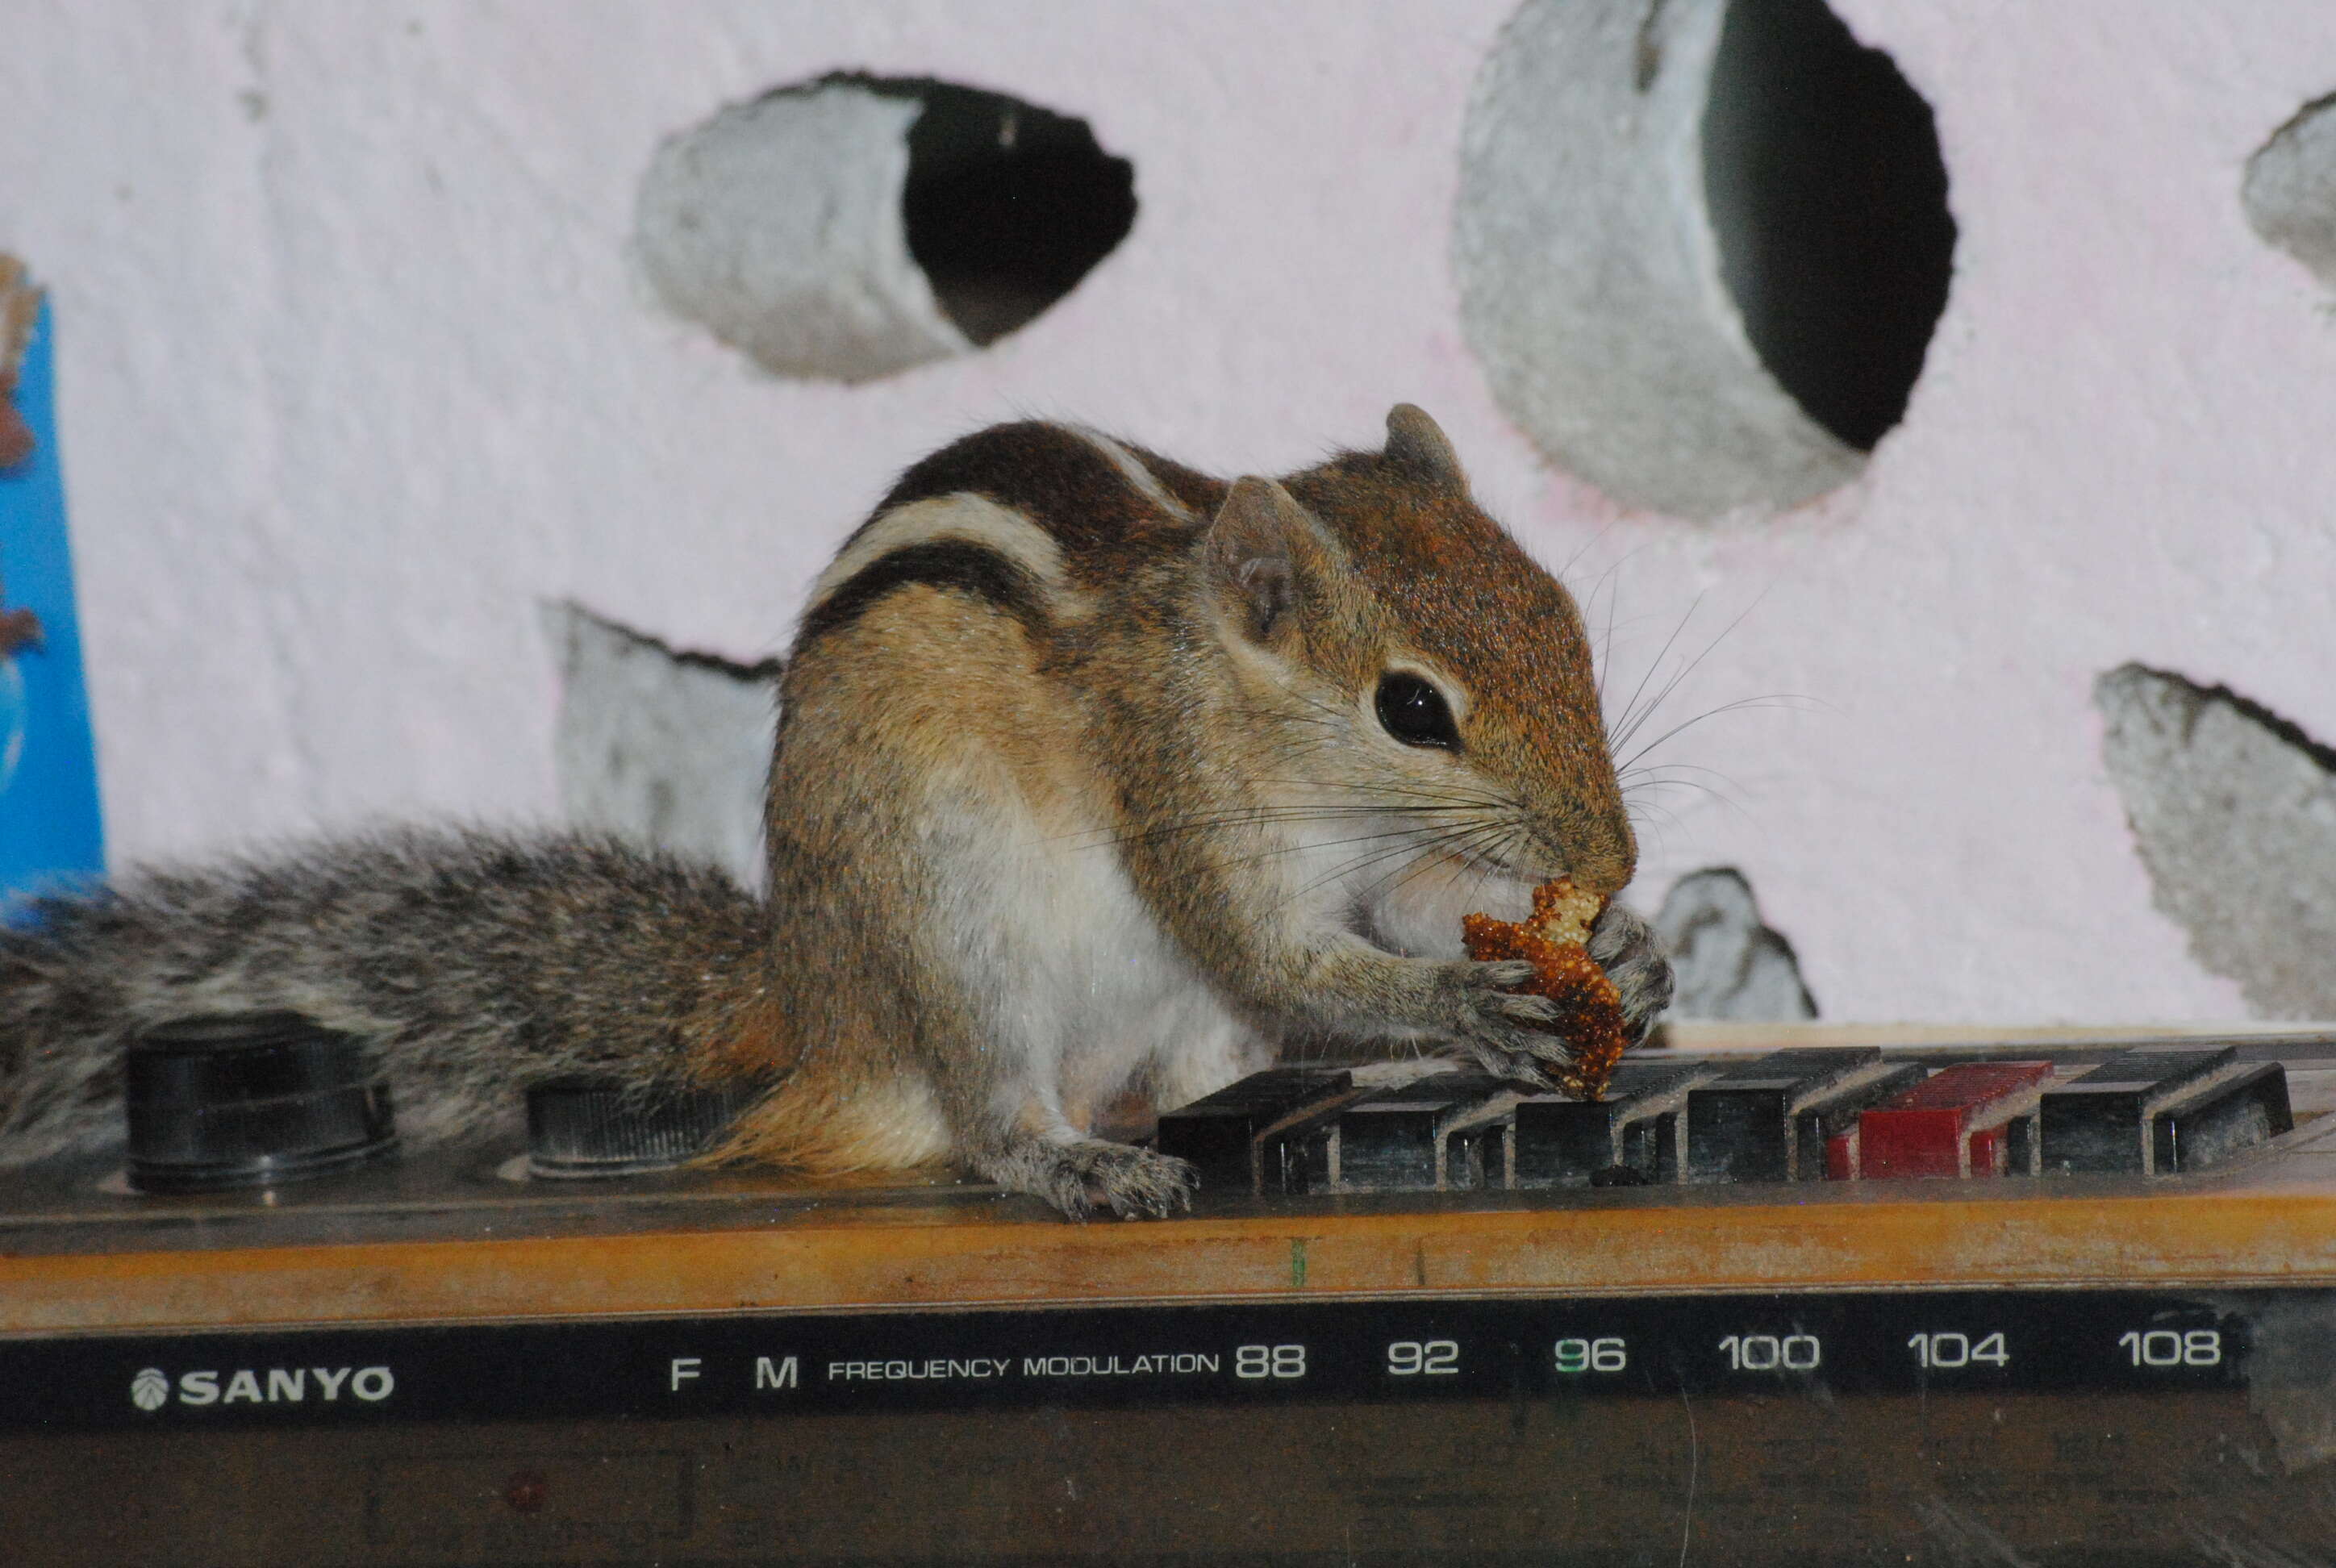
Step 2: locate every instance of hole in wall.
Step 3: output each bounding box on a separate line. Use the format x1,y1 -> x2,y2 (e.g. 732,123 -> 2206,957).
1700,0 -> 1955,452
2243,90 -> 2336,292
1652,867 -> 1818,1022
542,603 -> 782,892
1454,0 -> 1958,518
2096,664 -> 2336,1020
885,78 -> 1137,346
633,76 -> 1135,382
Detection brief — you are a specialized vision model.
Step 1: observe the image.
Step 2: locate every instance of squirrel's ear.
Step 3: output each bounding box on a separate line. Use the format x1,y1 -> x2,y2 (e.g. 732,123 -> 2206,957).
1204,477 -> 1332,642
1383,404 -> 1467,491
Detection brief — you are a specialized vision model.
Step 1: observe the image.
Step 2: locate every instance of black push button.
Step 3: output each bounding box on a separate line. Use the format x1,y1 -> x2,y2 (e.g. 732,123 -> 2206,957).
1512,1060 -> 1716,1186
2040,1046 -> 2237,1174
1153,1067 -> 1355,1195
2151,1061 -> 2293,1174
1685,1048 -> 1883,1184
1295,1071 -> 1509,1192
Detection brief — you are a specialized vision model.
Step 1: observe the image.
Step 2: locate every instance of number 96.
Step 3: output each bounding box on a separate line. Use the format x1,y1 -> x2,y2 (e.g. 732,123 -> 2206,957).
1554,1337 -> 1627,1374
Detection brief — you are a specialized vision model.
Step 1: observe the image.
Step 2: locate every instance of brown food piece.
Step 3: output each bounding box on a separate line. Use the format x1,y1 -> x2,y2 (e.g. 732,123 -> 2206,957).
1461,876 -> 1629,1101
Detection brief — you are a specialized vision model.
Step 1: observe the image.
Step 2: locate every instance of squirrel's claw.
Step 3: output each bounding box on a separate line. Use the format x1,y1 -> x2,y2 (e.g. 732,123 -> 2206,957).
1588,903 -> 1674,1046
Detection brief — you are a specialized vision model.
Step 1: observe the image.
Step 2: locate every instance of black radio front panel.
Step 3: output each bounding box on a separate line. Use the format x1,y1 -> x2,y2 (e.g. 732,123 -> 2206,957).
6,1289 -> 2330,1566
0,1290 -> 2264,1432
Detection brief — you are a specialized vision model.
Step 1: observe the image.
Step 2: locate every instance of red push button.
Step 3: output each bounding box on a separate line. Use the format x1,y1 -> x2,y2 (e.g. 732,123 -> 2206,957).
1857,1062 -> 2056,1179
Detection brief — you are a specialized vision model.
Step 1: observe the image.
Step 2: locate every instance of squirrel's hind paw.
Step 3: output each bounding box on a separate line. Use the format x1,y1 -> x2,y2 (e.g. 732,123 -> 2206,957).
982,1138 -> 1196,1221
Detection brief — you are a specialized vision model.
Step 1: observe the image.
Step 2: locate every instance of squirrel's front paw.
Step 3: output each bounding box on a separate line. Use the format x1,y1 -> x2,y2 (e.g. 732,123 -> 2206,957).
1438,957 -> 1575,1089
984,1138 -> 1197,1221
1588,903 -> 1673,1045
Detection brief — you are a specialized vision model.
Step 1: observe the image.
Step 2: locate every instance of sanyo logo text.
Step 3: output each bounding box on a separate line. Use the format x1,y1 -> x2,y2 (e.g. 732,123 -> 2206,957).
130,1365 -> 394,1412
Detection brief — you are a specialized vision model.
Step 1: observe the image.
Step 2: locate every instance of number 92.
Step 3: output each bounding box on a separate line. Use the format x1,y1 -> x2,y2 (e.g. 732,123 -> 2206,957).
1386,1340 -> 1458,1376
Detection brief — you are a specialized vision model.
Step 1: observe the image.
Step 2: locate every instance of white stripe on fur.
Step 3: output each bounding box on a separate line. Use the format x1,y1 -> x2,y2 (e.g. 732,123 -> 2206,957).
807,494 -> 1070,611
1072,427 -> 1199,523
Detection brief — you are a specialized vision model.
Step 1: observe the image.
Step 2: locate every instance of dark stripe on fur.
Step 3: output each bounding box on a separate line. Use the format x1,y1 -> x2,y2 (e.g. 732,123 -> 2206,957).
853,423 -> 1203,582
795,539 -> 1051,648
1126,446 -> 1230,518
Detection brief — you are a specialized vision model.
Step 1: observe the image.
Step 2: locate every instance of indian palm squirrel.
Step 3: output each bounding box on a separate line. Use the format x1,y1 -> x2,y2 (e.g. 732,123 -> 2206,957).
0,405 -> 1673,1216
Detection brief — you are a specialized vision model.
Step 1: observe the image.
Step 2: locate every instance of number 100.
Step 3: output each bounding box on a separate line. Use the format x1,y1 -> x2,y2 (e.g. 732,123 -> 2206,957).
1718,1334 -> 1821,1371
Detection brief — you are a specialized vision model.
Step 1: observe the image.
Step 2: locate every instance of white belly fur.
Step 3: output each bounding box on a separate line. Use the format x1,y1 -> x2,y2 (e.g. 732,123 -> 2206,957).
927,787 -> 1269,1139
923,782 -> 1538,1136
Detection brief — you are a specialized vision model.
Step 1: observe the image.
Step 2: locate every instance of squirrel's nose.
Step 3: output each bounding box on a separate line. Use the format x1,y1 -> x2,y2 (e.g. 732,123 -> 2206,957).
1551,814 -> 1637,900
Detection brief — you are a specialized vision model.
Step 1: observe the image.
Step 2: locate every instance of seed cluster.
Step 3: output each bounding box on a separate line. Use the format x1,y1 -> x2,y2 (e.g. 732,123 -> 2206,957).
1460,877 -> 1629,1101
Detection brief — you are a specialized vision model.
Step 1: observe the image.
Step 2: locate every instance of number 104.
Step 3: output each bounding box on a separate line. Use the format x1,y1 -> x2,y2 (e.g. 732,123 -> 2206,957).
1908,1332 -> 2008,1368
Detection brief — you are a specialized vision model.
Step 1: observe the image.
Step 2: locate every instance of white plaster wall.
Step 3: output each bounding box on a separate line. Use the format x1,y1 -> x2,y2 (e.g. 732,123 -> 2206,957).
2,1 -> 2333,1024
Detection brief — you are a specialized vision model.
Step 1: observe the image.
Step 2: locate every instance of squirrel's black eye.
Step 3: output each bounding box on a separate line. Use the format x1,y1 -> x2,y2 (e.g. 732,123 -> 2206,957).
1375,672 -> 1461,749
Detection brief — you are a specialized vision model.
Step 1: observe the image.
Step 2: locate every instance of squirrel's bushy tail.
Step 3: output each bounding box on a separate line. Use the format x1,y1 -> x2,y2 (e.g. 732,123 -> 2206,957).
0,828 -> 772,1164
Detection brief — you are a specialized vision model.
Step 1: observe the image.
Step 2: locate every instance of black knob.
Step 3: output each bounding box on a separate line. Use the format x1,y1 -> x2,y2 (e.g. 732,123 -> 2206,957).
525,1076 -> 763,1178
125,1013 -> 397,1193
